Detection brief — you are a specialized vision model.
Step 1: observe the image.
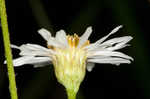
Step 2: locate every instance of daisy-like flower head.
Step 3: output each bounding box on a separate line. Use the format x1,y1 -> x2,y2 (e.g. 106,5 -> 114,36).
8,25 -> 133,94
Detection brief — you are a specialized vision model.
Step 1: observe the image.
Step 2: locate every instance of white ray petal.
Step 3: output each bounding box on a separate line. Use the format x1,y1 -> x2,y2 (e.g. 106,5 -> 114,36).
13,43 -> 49,51
11,44 -> 54,56
101,36 -> 132,45
92,36 -> 133,51
84,43 -> 97,51
47,37 -> 65,48
92,26 -> 122,49
11,56 -> 51,67
11,44 -> 20,49
25,43 -> 50,51
88,57 -> 131,65
87,55 -> 110,59
101,36 -> 132,50
88,51 -> 133,60
85,25 -> 123,51
110,25 -> 123,34
38,28 -> 64,48
23,44 -> 54,56
86,62 -> 95,72
55,30 -> 68,47
19,50 -> 51,56
95,25 -> 123,44
28,57 -> 52,67
106,43 -> 130,51
12,56 -> 34,67
38,28 -> 52,41
78,26 -> 92,48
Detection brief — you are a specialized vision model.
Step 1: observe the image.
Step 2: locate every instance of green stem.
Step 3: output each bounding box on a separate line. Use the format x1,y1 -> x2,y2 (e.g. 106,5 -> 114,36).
66,89 -> 76,99
0,0 -> 18,99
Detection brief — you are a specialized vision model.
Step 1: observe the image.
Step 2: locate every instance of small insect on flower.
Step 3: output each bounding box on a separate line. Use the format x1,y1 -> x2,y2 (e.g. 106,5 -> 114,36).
5,25 -> 133,96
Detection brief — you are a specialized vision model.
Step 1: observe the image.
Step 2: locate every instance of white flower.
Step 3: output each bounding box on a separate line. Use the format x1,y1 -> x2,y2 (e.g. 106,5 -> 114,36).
9,25 -> 133,69
6,25 -> 133,93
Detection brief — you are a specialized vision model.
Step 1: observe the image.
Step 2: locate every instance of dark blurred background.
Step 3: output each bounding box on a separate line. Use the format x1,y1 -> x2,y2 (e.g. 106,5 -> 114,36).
1,0 -> 150,99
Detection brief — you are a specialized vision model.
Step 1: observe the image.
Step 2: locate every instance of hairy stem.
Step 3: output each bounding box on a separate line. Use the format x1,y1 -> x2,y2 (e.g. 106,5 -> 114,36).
0,0 -> 18,99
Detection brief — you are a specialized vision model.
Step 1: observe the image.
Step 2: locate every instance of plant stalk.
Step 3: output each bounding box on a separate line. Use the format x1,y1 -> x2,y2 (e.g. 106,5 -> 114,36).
0,0 -> 18,99
66,89 -> 76,99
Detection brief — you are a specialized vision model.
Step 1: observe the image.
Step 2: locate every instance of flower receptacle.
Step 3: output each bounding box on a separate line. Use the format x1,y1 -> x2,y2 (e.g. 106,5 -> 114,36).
52,48 -> 87,96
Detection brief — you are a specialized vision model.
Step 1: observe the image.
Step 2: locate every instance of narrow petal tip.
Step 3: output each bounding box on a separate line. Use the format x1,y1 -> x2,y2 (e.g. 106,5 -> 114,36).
128,36 -> 133,40
118,25 -> 123,28
78,26 -> 92,48
11,44 -> 20,49
110,25 -> 123,34
38,28 -> 51,41
87,26 -> 92,33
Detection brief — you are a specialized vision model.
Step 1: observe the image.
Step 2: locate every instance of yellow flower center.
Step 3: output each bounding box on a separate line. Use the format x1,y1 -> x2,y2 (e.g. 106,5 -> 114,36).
67,34 -> 90,48
67,34 -> 79,47
47,34 -> 90,49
